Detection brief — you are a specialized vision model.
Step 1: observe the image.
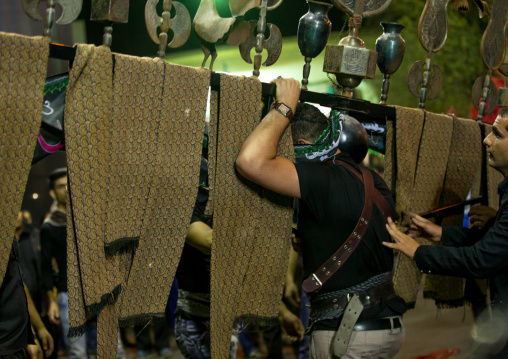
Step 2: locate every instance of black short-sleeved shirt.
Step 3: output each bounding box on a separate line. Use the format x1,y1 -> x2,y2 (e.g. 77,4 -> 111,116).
40,219 -> 67,293
176,157 -> 212,294
0,238 -> 33,354
295,154 -> 405,324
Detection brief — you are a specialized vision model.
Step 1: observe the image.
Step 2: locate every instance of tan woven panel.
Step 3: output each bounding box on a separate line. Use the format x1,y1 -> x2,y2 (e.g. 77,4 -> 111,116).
117,63 -> 210,325
104,54 -> 165,253
423,116 -> 482,307
483,124 -> 505,209
64,45 -> 117,330
210,74 -> 293,359
97,304 -> 118,359
0,32 -> 48,286
392,109 -> 454,306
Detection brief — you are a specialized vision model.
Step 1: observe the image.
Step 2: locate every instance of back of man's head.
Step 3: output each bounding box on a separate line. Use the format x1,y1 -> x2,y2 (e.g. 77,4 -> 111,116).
48,167 -> 67,190
291,102 -> 328,144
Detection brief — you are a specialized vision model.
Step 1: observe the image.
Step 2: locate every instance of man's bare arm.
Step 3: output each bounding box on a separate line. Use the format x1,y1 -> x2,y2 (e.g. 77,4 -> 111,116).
235,78 -> 301,198
186,221 -> 212,255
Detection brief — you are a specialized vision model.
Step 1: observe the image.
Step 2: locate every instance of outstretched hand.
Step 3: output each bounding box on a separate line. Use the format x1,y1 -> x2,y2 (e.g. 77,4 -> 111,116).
407,212 -> 442,242
469,205 -> 497,230
383,217 -> 420,260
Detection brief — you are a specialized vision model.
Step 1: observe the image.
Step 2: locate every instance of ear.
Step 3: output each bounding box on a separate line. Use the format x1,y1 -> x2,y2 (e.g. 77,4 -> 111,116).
49,189 -> 56,201
297,139 -> 312,145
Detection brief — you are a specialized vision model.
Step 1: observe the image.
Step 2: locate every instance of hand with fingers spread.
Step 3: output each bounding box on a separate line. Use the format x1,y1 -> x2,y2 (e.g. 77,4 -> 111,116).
407,212 -> 442,242
383,217 -> 421,260
468,205 -> 497,230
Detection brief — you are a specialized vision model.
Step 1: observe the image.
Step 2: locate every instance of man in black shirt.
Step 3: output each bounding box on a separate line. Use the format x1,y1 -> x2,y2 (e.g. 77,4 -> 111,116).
384,108 -> 508,359
236,78 -> 405,359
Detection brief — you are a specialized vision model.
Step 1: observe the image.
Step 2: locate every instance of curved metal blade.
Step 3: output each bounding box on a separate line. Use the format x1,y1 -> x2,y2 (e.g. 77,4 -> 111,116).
239,20 -> 257,64
472,76 -> 498,113
407,60 -> 425,98
167,1 -> 191,48
263,23 -> 282,66
21,0 -> 43,21
56,0 -> 82,24
145,0 -> 163,44
426,64 -> 443,100
330,0 -> 392,18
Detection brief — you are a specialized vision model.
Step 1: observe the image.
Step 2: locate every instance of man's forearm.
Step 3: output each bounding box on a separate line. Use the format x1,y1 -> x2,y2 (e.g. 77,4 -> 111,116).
24,284 -> 45,332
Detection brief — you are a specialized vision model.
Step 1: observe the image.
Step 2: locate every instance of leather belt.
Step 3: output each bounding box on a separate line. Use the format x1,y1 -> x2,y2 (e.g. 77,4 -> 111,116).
310,280 -> 396,315
353,316 -> 402,331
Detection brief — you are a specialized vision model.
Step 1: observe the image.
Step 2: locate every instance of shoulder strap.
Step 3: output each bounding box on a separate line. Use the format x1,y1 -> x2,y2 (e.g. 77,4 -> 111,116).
302,166 -> 375,293
327,160 -> 394,220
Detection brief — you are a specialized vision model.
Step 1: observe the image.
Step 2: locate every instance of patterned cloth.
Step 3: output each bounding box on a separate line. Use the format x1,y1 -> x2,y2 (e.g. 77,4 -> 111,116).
209,73 -> 294,359
423,116 -> 483,307
0,32 -> 49,286
391,108 -> 454,307
65,44 -> 117,334
104,54 -> 165,255
117,62 -> 210,325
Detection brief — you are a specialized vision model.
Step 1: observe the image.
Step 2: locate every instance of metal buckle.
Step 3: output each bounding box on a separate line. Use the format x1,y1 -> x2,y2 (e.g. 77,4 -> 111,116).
312,273 -> 323,287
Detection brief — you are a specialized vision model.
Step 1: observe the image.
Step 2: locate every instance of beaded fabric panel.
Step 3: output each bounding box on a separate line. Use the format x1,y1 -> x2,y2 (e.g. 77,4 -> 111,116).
97,304 -> 118,359
103,54 -> 165,255
392,109 -> 454,307
383,118 -> 395,191
0,32 -> 48,286
210,74 -> 293,359
423,116 -> 482,308
117,63 -> 210,325
64,45 -> 119,327
483,124 -> 505,210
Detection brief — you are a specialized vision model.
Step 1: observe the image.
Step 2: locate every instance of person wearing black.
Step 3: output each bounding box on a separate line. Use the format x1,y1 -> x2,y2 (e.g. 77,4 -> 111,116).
41,168 -> 90,358
384,108 -> 508,359
236,78 -> 406,359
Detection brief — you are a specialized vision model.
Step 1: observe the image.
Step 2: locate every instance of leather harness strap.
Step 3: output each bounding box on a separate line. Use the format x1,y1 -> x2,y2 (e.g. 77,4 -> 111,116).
328,159 -> 394,220
302,165 -> 375,293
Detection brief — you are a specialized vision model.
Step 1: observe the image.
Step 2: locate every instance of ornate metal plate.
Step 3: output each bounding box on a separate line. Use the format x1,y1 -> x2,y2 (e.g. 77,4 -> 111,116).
418,0 -> 449,53
480,0 -> 508,69
21,0 -> 82,24
90,0 -> 129,23
330,0 -> 392,18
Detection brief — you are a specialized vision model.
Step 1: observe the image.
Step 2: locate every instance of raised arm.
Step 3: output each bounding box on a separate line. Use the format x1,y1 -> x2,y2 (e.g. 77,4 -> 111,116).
235,77 -> 301,198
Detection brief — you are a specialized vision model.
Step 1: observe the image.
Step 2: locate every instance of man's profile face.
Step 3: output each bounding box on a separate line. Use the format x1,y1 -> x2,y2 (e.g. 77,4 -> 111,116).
484,115 -> 508,178
50,176 -> 67,206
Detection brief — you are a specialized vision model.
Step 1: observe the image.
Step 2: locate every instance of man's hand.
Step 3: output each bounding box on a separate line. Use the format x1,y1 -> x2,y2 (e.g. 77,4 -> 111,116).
469,205 -> 497,230
47,300 -> 60,325
383,217 -> 421,259
278,302 -> 305,342
407,212 -> 442,242
36,327 -> 54,358
26,340 -> 43,359
271,77 -> 301,114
